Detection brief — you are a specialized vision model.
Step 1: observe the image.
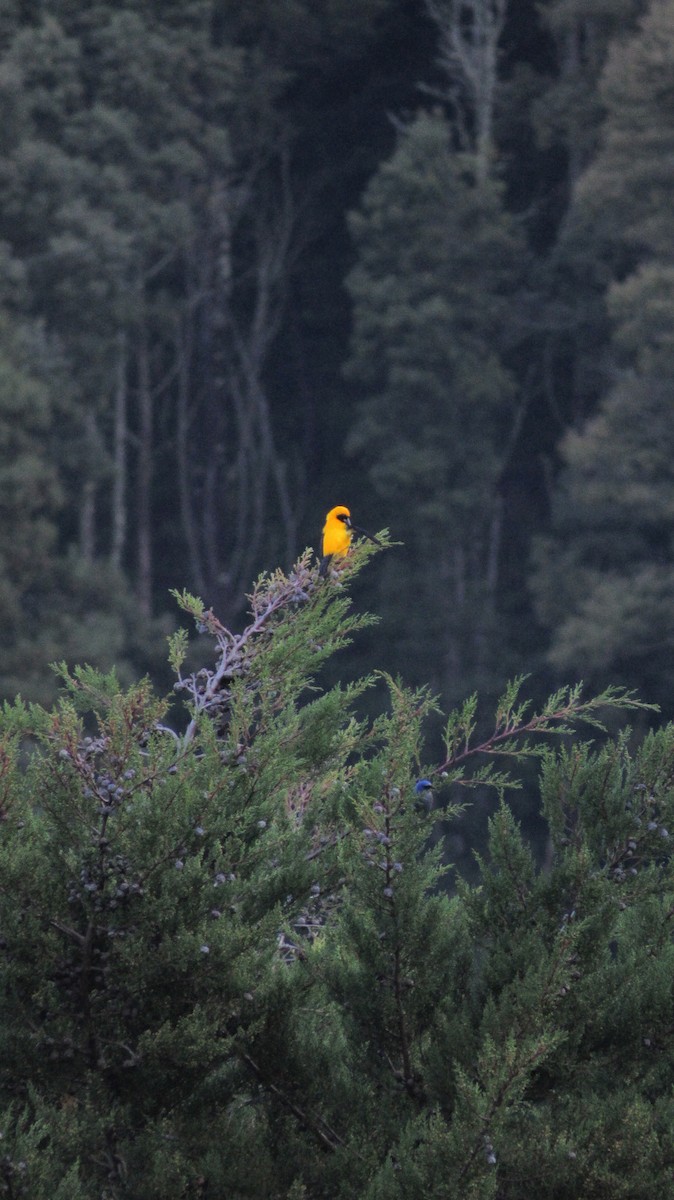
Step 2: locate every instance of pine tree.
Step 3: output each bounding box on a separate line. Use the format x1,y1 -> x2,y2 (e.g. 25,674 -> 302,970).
345,109 -> 525,705
511,0 -> 647,437
0,309 -> 62,642
0,538 -> 671,1197
533,0 -> 645,189
0,306 -> 161,704
531,0 -> 674,709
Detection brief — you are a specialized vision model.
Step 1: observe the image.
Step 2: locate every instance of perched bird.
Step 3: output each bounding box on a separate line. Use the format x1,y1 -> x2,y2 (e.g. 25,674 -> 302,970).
413,779 -> 434,815
319,505 -> 381,577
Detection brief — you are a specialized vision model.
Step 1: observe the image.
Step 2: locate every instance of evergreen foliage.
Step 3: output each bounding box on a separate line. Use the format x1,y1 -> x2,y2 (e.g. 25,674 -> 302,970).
345,110 -> 525,704
0,308 -> 169,705
1,545 -> 671,1198
0,0 -> 391,640
531,0 -> 674,706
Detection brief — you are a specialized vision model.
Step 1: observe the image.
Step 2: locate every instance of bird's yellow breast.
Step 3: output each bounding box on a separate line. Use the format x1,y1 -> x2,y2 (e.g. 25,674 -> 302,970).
322,505 -> 352,559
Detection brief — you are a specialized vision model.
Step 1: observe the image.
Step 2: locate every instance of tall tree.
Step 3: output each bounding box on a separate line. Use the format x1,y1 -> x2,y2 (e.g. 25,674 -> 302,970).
345,110 -> 525,703
424,0 -> 508,182
531,0 -> 674,708
0,300 -> 169,704
0,0 -> 394,634
534,0 -> 645,189
484,0 -> 648,460
0,309 -> 62,648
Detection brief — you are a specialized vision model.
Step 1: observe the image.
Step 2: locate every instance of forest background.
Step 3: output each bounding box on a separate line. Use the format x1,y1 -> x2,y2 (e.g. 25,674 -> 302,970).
1,0 -> 672,756
4,5 -> 674,1191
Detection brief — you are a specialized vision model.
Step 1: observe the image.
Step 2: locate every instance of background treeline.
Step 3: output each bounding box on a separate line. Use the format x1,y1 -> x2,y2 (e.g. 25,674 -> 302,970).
1,0 -> 673,714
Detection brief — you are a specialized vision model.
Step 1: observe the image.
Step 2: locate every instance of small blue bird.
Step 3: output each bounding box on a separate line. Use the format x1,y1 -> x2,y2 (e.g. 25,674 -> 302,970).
414,779 -> 434,814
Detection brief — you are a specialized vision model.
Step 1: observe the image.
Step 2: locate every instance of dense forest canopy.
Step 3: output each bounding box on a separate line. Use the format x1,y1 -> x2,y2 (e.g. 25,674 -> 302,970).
0,0 -> 671,712
3,6 -> 674,1193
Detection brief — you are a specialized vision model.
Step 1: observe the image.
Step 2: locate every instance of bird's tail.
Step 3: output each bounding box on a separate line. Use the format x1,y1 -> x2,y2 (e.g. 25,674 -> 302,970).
351,525 -> 382,547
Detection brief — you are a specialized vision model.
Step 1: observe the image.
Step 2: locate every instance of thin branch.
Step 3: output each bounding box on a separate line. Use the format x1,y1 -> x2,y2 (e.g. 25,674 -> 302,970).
240,1052 -> 346,1153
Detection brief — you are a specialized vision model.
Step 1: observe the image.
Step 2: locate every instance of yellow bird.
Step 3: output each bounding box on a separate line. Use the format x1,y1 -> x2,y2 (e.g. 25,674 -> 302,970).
319,505 -> 380,577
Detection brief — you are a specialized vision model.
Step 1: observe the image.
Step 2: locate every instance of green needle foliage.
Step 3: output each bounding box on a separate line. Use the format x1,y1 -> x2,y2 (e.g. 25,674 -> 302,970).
0,541 -> 672,1198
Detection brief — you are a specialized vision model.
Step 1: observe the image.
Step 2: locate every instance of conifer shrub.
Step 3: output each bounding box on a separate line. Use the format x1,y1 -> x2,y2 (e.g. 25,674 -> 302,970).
0,538 -> 672,1198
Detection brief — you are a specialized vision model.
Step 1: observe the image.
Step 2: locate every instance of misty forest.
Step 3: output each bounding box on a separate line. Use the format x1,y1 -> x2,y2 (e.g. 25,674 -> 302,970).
1,0 -> 672,714
2,1 -> 674,1197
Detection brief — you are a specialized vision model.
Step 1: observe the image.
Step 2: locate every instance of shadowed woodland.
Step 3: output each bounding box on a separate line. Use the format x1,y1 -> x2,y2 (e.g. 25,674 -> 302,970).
3,4 -> 674,1192
1,0 -> 673,716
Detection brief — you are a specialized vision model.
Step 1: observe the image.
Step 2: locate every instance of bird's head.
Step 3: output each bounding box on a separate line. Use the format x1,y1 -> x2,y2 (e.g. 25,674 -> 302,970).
327,505 -> 352,528
414,779 -> 434,814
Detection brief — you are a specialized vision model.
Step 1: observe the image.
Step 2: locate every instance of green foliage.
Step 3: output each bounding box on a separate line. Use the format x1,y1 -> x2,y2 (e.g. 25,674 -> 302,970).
575,0 -> 674,264
344,109 -> 526,705
346,111 -> 522,503
440,675 -> 654,793
531,358 -> 674,704
0,311 -> 62,632
0,547 -> 174,706
532,0 -> 674,708
532,0 -> 644,180
0,547 -> 673,1197
0,309 -> 169,705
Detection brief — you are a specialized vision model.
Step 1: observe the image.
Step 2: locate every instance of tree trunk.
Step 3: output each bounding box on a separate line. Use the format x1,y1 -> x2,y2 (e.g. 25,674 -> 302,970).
80,479 -> 96,563
80,409 -> 98,562
425,0 -> 507,182
176,316 -> 207,597
110,331 -> 128,572
136,326 -> 153,617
